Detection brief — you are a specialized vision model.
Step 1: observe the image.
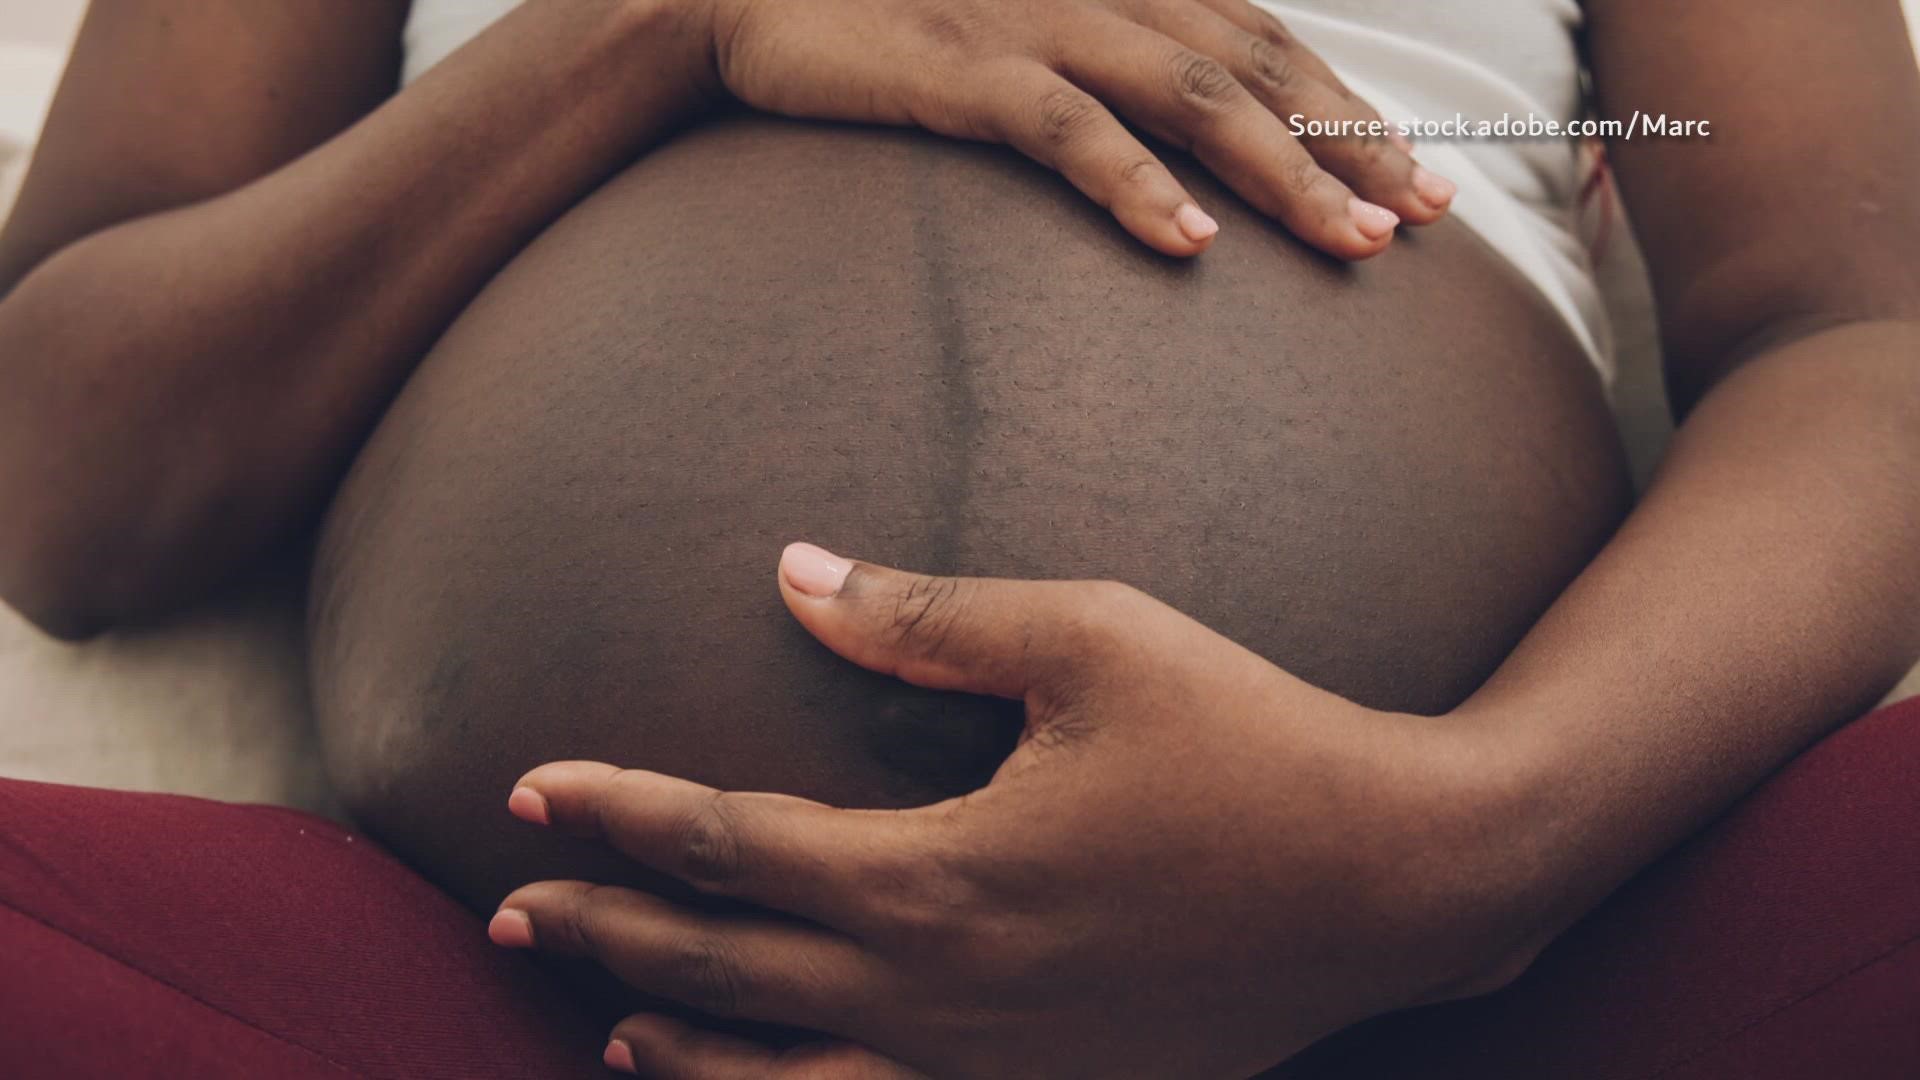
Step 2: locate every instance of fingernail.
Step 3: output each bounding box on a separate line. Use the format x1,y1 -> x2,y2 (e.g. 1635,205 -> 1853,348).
1410,165 -> 1456,208
1174,202 -> 1219,243
507,786 -> 549,825
604,1039 -> 637,1074
1349,197 -> 1400,241
781,542 -> 852,597
488,908 -> 535,949
1388,126 -> 1414,154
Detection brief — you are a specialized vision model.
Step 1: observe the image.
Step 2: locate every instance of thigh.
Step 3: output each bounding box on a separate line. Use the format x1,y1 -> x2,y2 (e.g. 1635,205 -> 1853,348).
0,778 -> 605,1078
309,112 -> 1633,914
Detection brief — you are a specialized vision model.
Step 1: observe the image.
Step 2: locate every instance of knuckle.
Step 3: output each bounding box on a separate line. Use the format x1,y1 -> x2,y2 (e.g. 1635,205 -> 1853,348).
882,847 -> 986,946
888,574 -> 969,659
925,95 -> 992,141
1245,39 -> 1298,95
1279,153 -> 1328,199
950,912 -> 1047,992
597,768 -> 649,832
895,871 -> 973,940
1170,52 -> 1242,114
1117,156 -> 1163,189
1348,129 -> 1393,170
1031,85 -> 1103,149
1256,10 -> 1296,49
567,884 -> 619,953
665,932 -> 747,1017
674,793 -> 745,887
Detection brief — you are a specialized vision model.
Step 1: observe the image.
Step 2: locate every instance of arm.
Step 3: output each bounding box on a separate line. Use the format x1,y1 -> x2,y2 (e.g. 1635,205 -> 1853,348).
1452,0 -> 1920,952
472,9 -> 1920,1076
0,0 -> 1448,640
0,0 -> 715,638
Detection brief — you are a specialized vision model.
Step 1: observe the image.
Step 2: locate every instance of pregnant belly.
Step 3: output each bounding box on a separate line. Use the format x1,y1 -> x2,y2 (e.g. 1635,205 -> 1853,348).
308,113 -> 1630,915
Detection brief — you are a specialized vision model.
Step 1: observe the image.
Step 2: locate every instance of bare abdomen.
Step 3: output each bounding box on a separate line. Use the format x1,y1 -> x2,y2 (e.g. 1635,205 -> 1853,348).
308,113 -> 1629,913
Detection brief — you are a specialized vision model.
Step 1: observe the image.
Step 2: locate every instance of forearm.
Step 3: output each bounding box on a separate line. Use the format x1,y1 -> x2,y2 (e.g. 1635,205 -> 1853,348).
1455,319 -> 1920,951
0,0 -> 712,634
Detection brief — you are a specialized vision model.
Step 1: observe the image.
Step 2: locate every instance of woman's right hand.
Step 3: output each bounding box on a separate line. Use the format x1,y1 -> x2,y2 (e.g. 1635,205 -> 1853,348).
696,0 -> 1455,258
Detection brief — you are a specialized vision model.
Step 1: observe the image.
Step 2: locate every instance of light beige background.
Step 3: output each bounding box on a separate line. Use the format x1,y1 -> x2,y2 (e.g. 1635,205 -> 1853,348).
0,1 -> 1915,811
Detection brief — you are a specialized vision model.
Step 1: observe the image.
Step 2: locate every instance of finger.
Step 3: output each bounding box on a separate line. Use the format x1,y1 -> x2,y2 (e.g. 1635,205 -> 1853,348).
492,880 -> 882,1030
776,542 -> 1139,702
1195,3 -> 1422,159
510,760 -> 946,930
607,1014 -> 921,1079
1125,3 -> 1453,223
1187,0 -> 1354,96
1052,15 -> 1397,259
966,61 -> 1222,257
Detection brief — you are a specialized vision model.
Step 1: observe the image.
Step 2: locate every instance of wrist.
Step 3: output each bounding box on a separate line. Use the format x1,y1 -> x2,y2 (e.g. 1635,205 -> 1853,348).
1394,708 -> 1567,1001
589,0 -> 727,116
646,0 -> 730,107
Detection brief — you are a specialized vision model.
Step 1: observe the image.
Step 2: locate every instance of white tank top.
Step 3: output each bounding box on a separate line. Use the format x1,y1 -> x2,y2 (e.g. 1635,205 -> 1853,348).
403,0 -> 1612,379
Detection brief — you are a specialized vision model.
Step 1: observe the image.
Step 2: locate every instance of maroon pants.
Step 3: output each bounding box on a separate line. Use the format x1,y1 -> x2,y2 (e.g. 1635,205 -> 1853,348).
3,697 -> 1917,1079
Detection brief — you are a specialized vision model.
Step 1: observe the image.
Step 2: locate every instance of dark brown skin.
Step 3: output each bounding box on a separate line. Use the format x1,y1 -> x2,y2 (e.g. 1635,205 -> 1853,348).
0,0 -> 1447,640
0,0 -> 696,636
1,0 -> 1917,1077
482,1 -> 1920,1075
307,111 -> 1626,917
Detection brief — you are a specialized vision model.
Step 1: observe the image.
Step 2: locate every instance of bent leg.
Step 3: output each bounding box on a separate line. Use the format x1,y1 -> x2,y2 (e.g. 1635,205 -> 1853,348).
0,778 -> 604,1079
1274,695 -> 1920,1079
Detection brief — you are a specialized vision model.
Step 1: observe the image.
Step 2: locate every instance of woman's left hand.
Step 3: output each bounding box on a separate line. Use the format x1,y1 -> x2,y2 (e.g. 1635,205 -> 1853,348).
492,543 -> 1535,1079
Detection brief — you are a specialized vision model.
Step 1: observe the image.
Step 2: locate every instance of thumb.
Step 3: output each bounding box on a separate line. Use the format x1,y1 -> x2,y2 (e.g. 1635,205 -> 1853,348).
777,542 -> 1125,701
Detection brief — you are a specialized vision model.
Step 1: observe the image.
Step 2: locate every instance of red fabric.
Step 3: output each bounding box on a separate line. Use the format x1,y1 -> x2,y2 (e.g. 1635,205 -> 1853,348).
0,781 -> 604,1078
1280,694 -> 1920,1080
0,697 -> 1916,1079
